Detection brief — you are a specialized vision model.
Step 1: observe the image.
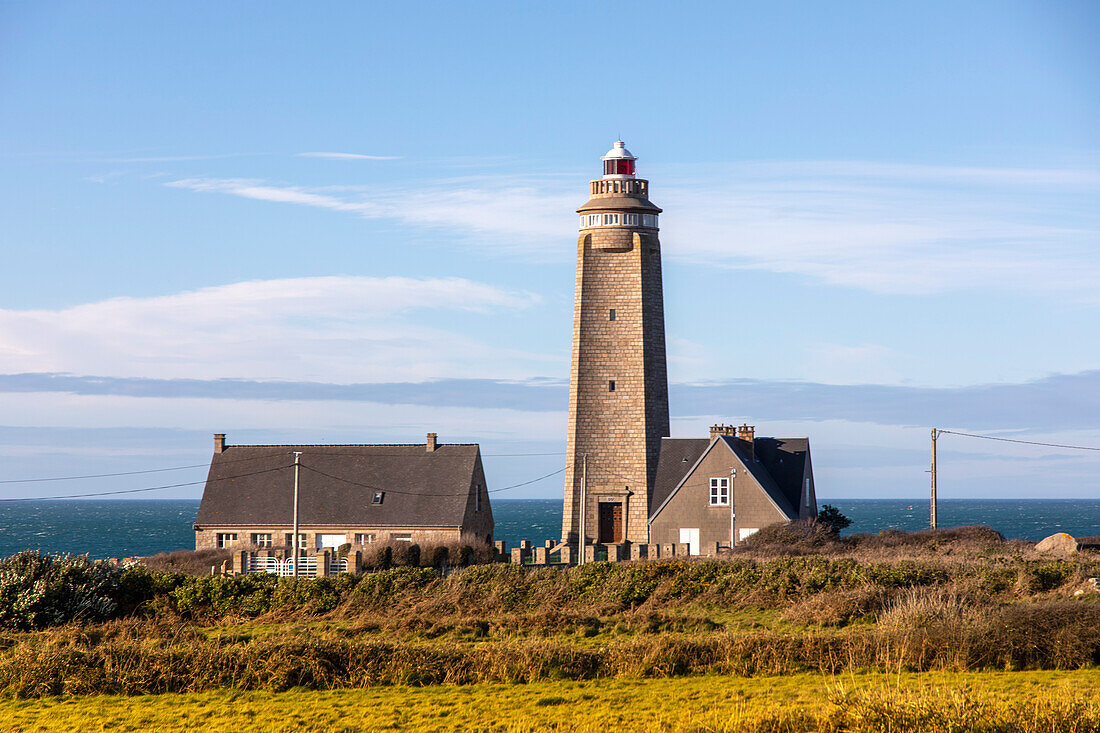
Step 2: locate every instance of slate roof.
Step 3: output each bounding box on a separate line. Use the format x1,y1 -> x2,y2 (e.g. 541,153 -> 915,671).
650,436 -> 809,521
753,437 -> 810,517
651,438 -> 709,513
195,444 -> 481,528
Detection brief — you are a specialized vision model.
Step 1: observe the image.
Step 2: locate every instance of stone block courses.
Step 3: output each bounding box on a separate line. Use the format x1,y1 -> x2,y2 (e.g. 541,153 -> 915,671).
562,173 -> 669,547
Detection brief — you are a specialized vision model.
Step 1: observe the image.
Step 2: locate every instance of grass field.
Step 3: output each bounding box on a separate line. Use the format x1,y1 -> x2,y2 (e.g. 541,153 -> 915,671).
3,535 -> 1100,730
3,670 -> 1099,732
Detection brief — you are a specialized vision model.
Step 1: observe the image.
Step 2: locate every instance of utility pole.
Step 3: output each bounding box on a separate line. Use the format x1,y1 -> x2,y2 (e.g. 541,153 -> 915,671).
729,467 -> 737,548
292,451 -> 302,577
578,454 -> 587,565
930,429 -> 938,530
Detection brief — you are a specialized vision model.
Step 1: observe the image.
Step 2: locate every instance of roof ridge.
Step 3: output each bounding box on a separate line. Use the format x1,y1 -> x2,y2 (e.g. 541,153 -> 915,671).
222,443 -> 480,447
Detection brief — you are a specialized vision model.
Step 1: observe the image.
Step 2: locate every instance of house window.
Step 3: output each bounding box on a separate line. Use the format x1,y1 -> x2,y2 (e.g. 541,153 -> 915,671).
608,380 -> 616,392
391,532 -> 412,542
372,491 -> 384,505
216,533 -> 237,548
251,533 -> 272,548
355,533 -> 376,545
284,533 -> 307,550
609,308 -> 616,321
709,477 -> 729,506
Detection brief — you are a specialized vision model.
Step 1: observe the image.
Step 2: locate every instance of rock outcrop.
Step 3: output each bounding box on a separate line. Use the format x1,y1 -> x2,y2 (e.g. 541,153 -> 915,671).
1035,532 -> 1078,555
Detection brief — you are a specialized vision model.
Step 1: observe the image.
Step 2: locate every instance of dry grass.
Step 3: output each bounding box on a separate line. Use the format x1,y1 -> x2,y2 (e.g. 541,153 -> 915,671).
139,548 -> 232,575
1,671 -> 1098,732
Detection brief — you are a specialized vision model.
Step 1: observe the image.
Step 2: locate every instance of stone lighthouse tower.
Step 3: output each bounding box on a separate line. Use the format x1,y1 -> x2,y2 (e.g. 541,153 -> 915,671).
561,141 -> 670,547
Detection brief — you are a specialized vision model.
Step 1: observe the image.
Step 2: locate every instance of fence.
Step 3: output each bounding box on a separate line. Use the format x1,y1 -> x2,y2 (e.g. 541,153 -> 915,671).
245,553 -> 347,577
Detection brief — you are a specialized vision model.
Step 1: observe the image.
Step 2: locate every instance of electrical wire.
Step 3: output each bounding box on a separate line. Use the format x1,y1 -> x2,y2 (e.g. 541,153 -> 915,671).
938,429 -> 1100,452
0,464 -> 294,502
0,450 -> 564,485
299,462 -> 566,497
0,451 -> 293,485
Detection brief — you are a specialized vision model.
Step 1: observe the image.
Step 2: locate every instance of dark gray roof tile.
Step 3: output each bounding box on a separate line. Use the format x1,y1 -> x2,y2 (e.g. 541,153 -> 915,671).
196,444 -> 481,527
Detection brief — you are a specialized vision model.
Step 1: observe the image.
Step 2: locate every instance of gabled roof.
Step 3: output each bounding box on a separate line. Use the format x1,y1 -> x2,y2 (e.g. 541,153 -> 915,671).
753,438 -> 810,515
195,444 -> 481,528
651,437 -> 710,512
649,436 -> 808,522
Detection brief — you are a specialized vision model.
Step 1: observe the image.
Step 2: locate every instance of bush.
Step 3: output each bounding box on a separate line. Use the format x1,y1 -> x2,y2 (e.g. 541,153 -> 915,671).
169,573 -> 279,619
140,548 -> 232,575
0,552 -> 121,630
400,543 -> 422,568
430,546 -> 449,568
817,504 -> 852,536
741,520 -> 841,552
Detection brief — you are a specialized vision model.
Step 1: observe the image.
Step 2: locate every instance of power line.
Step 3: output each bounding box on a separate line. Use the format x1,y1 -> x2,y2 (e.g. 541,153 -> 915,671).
938,430 -> 1100,452
490,466 -> 566,493
0,451 -> 292,485
299,462 -> 566,497
0,464 -> 293,502
0,450 -> 564,485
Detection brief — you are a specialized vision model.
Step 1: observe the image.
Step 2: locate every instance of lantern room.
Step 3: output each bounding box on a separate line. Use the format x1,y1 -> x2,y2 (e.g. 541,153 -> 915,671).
602,140 -> 636,178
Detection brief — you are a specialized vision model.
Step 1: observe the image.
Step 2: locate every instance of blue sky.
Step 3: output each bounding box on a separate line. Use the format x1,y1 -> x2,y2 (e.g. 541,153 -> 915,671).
1,1 -> 1098,501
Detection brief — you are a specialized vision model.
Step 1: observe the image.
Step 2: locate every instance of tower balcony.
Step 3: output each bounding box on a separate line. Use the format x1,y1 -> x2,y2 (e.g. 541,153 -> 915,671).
590,178 -> 649,197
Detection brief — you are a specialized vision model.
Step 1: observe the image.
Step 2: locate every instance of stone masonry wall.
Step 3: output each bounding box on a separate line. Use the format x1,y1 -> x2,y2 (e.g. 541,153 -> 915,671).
195,525 -> 466,551
562,180 -> 670,545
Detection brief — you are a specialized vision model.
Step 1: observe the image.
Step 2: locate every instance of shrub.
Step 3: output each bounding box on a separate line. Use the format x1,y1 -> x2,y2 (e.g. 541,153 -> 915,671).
168,573 -> 279,619
0,552 -> 121,630
741,520 -> 841,553
393,543 -> 421,568
352,567 -> 438,605
140,548 -> 232,575
817,504 -> 852,536
430,546 -> 449,568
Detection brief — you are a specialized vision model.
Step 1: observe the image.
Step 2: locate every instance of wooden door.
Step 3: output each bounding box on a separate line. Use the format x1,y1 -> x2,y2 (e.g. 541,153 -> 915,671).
599,502 -> 623,543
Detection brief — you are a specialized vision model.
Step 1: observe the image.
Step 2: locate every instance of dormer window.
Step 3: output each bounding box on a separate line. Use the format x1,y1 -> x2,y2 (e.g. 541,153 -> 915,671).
603,158 -> 635,176
372,491 -> 384,505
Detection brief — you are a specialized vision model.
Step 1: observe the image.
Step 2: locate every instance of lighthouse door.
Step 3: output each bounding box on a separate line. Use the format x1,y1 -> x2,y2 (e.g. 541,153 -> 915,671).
598,502 -> 623,543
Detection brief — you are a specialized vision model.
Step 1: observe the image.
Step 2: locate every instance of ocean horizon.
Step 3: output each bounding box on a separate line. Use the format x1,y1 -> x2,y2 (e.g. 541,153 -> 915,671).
1,498 -> 1098,560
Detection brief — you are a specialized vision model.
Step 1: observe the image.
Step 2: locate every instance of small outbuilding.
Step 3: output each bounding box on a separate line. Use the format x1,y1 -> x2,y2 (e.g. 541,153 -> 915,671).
648,424 -> 816,555
194,432 -> 492,551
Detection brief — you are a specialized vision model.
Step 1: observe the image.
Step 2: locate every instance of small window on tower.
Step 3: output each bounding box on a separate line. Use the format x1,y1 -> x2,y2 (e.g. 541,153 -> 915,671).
609,308 -> 616,321
624,213 -> 638,226
608,380 -> 616,392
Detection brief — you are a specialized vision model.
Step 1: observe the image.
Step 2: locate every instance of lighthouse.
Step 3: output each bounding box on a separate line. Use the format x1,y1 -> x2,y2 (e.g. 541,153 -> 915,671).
561,141 -> 670,548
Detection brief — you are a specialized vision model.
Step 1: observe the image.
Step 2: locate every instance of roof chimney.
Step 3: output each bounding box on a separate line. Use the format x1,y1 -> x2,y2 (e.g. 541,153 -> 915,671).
214,433 -> 226,454
709,424 -> 737,441
737,424 -> 755,461
426,432 -> 437,452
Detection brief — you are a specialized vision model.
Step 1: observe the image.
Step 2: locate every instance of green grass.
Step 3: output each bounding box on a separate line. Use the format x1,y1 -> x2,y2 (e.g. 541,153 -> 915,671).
2,671 -> 1098,732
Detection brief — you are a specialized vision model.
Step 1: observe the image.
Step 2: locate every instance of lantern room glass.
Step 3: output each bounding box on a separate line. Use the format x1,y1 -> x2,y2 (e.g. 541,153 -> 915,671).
603,159 -> 635,176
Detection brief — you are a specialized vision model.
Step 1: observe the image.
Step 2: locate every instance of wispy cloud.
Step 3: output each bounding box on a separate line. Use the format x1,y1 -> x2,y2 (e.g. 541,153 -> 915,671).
96,153 -> 265,163
165,160 -> 1100,298
297,152 -> 401,160
4,369 -> 1099,433
0,277 -> 546,382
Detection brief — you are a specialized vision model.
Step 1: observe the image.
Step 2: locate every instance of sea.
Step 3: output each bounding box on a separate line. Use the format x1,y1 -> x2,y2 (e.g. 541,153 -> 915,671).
1,498 -> 1099,560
